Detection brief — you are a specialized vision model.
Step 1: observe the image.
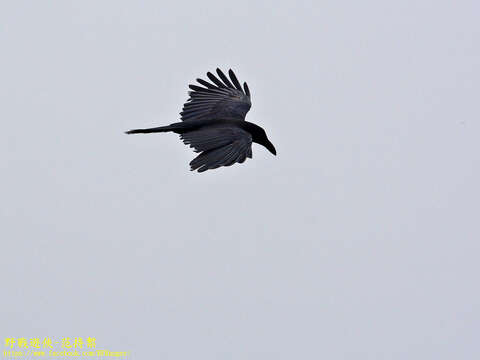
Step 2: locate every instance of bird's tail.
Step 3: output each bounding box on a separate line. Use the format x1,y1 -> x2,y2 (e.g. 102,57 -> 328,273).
125,123 -> 187,134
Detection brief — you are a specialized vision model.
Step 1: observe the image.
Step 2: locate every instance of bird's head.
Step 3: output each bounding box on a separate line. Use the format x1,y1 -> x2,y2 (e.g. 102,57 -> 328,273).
244,121 -> 276,156
256,128 -> 276,156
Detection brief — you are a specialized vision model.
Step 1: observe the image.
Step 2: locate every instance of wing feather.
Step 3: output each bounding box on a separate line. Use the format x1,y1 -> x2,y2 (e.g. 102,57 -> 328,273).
243,82 -> 250,97
185,126 -> 253,172
228,69 -> 243,92
196,78 -> 216,89
207,72 -> 227,88
216,68 -> 234,88
182,69 -> 252,121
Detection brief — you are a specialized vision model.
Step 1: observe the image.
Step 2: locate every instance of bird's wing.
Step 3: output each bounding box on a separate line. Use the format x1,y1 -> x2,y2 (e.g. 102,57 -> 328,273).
181,127 -> 253,172
181,68 -> 252,122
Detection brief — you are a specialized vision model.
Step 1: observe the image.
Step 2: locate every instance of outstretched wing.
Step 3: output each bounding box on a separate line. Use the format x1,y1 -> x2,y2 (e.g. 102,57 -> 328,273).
180,126 -> 253,172
181,68 -> 252,122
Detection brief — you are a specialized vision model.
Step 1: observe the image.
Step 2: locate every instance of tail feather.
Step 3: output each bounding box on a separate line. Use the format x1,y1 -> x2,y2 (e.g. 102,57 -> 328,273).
125,123 -> 188,135
125,126 -> 171,134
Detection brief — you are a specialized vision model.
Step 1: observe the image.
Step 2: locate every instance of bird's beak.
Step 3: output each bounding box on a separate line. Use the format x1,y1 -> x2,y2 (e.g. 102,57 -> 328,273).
265,139 -> 277,156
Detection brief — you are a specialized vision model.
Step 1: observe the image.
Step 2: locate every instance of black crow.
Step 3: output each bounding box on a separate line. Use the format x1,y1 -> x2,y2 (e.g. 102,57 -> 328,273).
126,68 -> 276,173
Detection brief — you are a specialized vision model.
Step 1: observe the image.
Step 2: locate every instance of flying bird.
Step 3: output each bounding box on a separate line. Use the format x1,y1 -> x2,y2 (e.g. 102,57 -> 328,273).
126,68 -> 276,173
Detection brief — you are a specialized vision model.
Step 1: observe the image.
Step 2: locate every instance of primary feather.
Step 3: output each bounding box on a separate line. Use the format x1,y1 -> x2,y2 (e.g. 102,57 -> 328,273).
181,68 -> 252,122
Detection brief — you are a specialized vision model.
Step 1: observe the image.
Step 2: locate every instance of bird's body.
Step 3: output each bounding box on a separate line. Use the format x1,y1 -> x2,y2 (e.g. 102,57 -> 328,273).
126,68 -> 276,172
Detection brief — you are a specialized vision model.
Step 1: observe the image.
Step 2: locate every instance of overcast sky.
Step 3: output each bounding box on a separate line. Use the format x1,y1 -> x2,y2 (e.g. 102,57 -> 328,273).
1,1 -> 479,359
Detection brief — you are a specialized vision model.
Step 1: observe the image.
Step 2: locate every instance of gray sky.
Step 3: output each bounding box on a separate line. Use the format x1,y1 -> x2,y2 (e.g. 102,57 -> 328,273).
1,1 -> 479,359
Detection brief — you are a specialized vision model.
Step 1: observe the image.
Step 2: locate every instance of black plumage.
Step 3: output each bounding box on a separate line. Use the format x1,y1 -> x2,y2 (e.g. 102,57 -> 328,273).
126,68 -> 276,173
